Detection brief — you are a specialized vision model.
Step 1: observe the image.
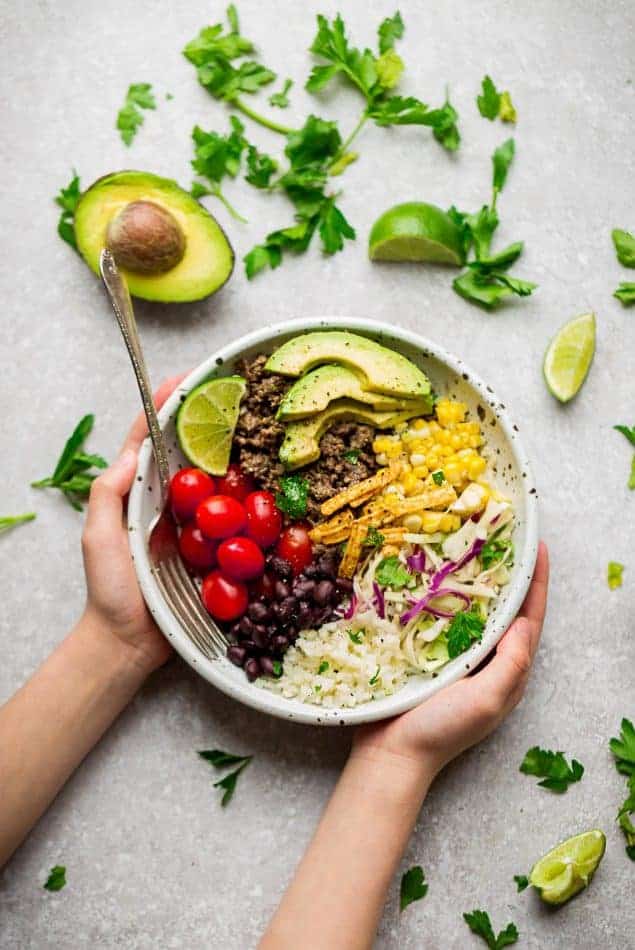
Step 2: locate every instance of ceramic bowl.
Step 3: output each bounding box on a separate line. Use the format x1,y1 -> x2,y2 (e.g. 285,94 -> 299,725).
128,317 -> 538,726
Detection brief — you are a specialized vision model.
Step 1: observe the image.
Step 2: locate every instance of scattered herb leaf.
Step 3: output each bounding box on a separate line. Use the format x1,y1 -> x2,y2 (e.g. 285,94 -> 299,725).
276,474 -> 309,519
614,283 -> 635,306
378,11 -> 405,54
431,470 -> 445,485
198,748 -> 252,806
477,76 -> 516,124
514,874 -> 529,892
44,866 -> 66,892
609,718 -> 635,860
463,909 -> 518,949
492,137 -> 515,195
318,660 -> 329,674
271,660 -> 283,677
116,83 -> 156,145
400,865 -> 428,911
55,171 -> 82,250
245,145 -> 278,188
614,424 -> 635,447
364,525 -> 385,548
191,117 -> 249,220
0,513 -> 36,534
519,746 -> 584,792
612,229 -> 635,268
446,609 -> 485,658
269,78 -> 293,108
481,528 -> 514,570
344,449 -> 360,464
348,629 -> 364,645
608,561 -> 624,590
31,415 -> 107,511
376,555 -> 411,589
369,666 -> 381,686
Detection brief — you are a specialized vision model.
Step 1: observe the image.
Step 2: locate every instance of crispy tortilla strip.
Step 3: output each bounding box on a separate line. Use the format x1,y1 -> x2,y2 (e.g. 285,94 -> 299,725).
320,463 -> 400,517
309,509 -> 354,542
383,484 -> 456,516
315,526 -> 352,545
377,527 -> 407,542
356,503 -> 396,527
338,522 -> 366,578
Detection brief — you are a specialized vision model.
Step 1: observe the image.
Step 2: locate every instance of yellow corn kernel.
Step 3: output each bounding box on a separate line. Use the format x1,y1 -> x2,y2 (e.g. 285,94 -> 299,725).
426,454 -> 440,470
468,434 -> 483,448
429,421 -> 440,433
409,452 -> 426,466
467,456 -> 487,479
384,483 -> 403,496
412,464 -> 429,479
439,513 -> 461,533
402,513 -> 423,532
450,432 -> 463,449
412,418 -> 428,431
400,461 -> 412,475
373,436 -> 394,454
467,421 -> 481,434
444,461 -> 462,485
436,399 -> 467,427
402,473 -> 424,496
407,439 -> 426,454
386,442 -> 403,458
395,421 -> 408,433
375,452 -> 388,466
420,511 -> 444,532
439,444 -> 454,458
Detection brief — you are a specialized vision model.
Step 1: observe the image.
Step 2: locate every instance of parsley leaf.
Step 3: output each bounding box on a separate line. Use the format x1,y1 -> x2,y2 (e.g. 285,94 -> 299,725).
368,94 -> 429,126
477,76 -> 517,124
609,719 -> 635,860
318,197 -> 356,254
364,525 -> 385,548
44,865 -> 67,892
276,474 -> 309,518
348,629 -> 364,645
198,748 -> 252,806
492,137 -> 515,195
271,660 -> 283,677
481,529 -> 514,570
31,415 -> 108,511
463,909 -> 518,949
269,78 -> 293,108
421,96 -> 461,151
616,424 -> 635,448
446,609 -> 485,658
431,470 -> 445,485
612,229 -> 635,268
55,171 -> 82,250
607,561 -> 624,590
514,874 -> 529,892
318,660 -> 329,674
286,114 -> 341,167
245,145 -> 278,188
306,13 -> 378,99
191,117 -> 249,220
400,865 -> 428,911
369,666 -> 381,686
344,449 -> 360,464
614,282 -> 635,305
116,83 -> 156,145
519,746 -> 584,792
0,513 -> 36,534
376,555 -> 411,589
378,12 -> 405,54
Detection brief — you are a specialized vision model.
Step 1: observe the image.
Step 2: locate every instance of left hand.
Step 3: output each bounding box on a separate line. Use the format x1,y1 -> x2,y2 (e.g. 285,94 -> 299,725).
80,376 -> 185,675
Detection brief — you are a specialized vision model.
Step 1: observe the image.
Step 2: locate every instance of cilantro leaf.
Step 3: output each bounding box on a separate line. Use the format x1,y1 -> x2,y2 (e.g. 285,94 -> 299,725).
244,218 -> 317,278
318,660 -> 329,674
492,138 -> 515,194
191,118 -> 249,220
344,449 -> 360,464
318,198 -> 356,254
348,629 -> 364,645
610,719 -> 635,776
306,13 -> 378,99
376,555 -> 411,589
44,865 -> 67,892
469,242 -> 524,273
453,271 -> 514,310
271,659 -> 283,677
422,96 -> 461,151
463,909 -> 518,949
499,91 -> 517,123
519,746 -> 584,792
399,865 -> 428,911
466,205 -> 500,260
481,529 -> 513,570
285,114 -> 341,168
116,83 -> 156,145
198,748 -> 252,806
378,12 -> 405,54
55,171 -> 82,250
514,874 -> 529,892
431,470 -> 445,485
612,229 -> 635,268
269,78 -> 293,108
607,561 -> 624,590
614,283 -> 635,305
368,94 -> 429,126
446,609 -> 485,658
276,474 -> 309,518
629,456 -> 635,491
369,666 -> 381,686
31,415 -> 108,511
364,525 -> 385,547
477,75 -> 501,120
245,145 -> 278,188
0,513 -> 36,534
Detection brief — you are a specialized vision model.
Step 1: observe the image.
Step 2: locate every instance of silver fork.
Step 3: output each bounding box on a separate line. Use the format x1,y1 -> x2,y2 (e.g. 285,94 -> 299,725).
99,248 -> 228,660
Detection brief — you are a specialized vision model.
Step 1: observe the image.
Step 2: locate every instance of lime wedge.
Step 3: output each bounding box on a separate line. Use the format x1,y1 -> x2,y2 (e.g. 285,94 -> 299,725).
529,829 -> 606,905
543,312 -> 596,402
176,376 -> 246,475
368,202 -> 465,265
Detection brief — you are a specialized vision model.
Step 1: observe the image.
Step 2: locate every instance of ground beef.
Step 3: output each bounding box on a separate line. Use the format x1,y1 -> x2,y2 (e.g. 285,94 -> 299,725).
232,355 -> 379,522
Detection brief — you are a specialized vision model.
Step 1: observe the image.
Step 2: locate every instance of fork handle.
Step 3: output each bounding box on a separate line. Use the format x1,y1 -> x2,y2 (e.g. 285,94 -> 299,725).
99,248 -> 171,505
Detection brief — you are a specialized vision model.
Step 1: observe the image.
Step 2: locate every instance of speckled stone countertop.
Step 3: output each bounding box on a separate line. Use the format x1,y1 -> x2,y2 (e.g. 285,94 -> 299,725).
0,1 -> 633,947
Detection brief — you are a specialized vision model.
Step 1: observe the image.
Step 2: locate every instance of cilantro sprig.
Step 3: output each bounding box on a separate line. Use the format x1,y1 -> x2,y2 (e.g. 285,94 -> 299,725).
269,78 -> 293,109
519,746 -> 584,793
609,718 -> 635,860
276,474 -> 309,519
399,865 -> 428,911
31,415 -> 108,511
44,865 -> 67,892
191,117 -> 254,220
55,171 -> 82,250
481,527 -> 514,570
364,525 -> 385,548
611,229 -> 635,304
0,513 -> 36,534
376,555 -> 411,589
513,874 -> 529,892
463,909 -> 518,949
116,83 -> 156,146
446,609 -> 484,658
614,283 -> 635,306
614,424 -> 635,489
477,76 -> 516,123
198,748 -> 253,806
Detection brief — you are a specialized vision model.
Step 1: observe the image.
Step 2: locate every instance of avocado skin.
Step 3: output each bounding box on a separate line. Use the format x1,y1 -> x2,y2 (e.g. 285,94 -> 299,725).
74,170 -> 234,303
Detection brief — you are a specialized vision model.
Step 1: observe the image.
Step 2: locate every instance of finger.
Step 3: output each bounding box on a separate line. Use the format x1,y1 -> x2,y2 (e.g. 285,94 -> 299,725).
470,616 -> 533,712
83,448 -> 138,547
121,373 -> 188,455
518,541 -> 549,655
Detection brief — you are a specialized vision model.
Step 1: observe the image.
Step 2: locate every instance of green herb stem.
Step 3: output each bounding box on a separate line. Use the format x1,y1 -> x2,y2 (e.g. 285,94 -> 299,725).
232,97 -> 292,135
330,112 -> 368,169
212,185 -> 248,223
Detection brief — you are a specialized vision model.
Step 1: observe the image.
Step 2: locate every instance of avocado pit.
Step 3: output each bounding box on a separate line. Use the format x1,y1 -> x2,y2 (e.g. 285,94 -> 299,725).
106,200 -> 186,275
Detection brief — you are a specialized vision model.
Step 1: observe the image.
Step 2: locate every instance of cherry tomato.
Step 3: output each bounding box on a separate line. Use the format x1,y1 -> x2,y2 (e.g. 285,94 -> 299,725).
196,495 -> 247,540
217,536 -> 265,581
245,491 -> 282,548
201,570 -> 248,622
216,464 -> 255,502
251,570 -> 275,600
276,524 -> 313,576
170,468 -> 215,522
178,522 -> 217,571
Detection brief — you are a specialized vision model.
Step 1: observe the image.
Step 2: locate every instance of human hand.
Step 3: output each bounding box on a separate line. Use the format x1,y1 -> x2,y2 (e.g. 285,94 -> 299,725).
352,542 -> 549,777
80,376 -> 185,676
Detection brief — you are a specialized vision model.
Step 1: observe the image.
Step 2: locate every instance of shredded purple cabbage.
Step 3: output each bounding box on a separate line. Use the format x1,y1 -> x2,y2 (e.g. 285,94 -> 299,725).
400,587 -> 471,625
343,592 -> 358,620
428,537 -> 485,594
372,581 -> 385,619
406,549 -> 427,573
399,536 -> 485,627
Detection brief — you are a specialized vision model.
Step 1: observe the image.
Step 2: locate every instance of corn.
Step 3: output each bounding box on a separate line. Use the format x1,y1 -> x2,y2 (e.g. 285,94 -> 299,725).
412,418 -> 428,431
450,433 -> 463,449
400,461 -> 412,475
385,484 -> 402,496
439,444 -> 453,458
468,456 -> 487,479
420,511 -> 444,532
444,460 -> 462,484
436,398 -> 467,427
376,452 -> 388,466
426,453 -> 440,469
468,434 -> 482,448
402,513 -> 423,532
373,436 -> 394,454
439,513 -> 461,532
412,464 -> 429,479
410,452 -> 426,466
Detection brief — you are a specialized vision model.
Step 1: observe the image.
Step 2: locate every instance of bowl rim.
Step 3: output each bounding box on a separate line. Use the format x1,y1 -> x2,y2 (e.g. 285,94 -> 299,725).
128,316 -> 539,726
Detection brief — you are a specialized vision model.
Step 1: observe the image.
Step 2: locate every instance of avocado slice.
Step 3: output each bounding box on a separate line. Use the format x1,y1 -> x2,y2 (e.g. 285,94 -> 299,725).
279,399 -> 426,470
266,331 -> 431,399
277,364 -> 428,420
74,171 -> 234,303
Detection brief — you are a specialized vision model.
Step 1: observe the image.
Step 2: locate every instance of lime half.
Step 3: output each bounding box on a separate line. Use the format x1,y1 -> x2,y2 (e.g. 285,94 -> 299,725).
529,829 -> 606,905
368,202 -> 465,265
543,312 -> 596,402
176,376 -> 246,475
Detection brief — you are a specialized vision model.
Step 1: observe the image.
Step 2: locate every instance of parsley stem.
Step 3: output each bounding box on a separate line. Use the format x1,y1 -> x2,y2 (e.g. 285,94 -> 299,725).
232,97 -> 292,135
330,112 -> 368,169
212,184 -> 248,223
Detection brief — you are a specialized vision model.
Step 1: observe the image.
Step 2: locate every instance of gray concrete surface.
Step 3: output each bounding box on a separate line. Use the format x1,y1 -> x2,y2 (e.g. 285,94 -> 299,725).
1,1 -> 633,947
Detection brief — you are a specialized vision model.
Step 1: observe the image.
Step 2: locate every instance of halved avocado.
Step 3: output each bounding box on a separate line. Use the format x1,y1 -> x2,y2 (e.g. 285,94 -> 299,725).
277,364 -> 420,420
266,331 -> 431,399
279,399 -> 426,470
74,171 -> 234,303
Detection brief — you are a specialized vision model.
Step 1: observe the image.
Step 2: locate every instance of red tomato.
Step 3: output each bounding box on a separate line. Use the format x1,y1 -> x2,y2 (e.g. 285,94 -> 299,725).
245,491 -> 282,548
217,536 -> 265,581
201,570 -> 248,621
196,495 -> 247,540
170,468 -> 215,522
216,464 -> 255,502
178,522 -> 217,571
276,524 -> 313,576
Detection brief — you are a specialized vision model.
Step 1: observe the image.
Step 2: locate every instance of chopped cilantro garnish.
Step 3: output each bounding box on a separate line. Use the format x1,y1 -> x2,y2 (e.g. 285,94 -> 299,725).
481,528 -> 514,570
116,83 -> 156,145
431,470 -> 445,485
446,609 -> 484,658
399,865 -> 428,911
55,171 -> 82,250
198,748 -> 253,806
369,666 -> 381,686
44,865 -> 67,892
317,660 -> 329,674
519,746 -> 584,793
614,282 -> 635,306
31,415 -> 108,511
608,561 -> 624,590
344,449 -> 360,464
513,874 -> 529,892
276,474 -> 309,519
348,629 -> 364,645
463,909 -> 518,948
477,76 -> 517,123
364,525 -> 385,548
269,78 -> 293,108
271,660 -> 283,677
376,555 -> 411,589
609,718 -> 635,860
191,117 -> 250,221
612,229 -> 635,268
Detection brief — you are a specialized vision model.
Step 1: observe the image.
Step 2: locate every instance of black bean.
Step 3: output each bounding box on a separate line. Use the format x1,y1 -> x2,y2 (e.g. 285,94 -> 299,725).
266,623 -> 279,638
297,600 -> 312,626
314,579 -> 335,605
335,577 -> 354,593
252,625 -> 268,648
227,645 -> 247,667
293,578 -> 316,597
259,656 -> 276,677
274,580 -> 291,600
273,634 -> 289,652
270,556 -> 293,579
240,639 -> 259,653
244,658 -> 261,681
239,615 -> 255,637
318,554 -> 337,577
229,622 -> 242,641
247,601 -> 270,623
303,563 -> 320,579
277,596 -> 296,621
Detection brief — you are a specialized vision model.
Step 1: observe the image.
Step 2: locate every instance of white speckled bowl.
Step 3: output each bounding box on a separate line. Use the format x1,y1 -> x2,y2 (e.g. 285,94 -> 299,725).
128,318 -> 538,726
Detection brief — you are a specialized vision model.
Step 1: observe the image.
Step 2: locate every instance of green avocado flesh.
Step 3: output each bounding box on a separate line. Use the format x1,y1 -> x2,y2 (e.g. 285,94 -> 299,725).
277,364 -> 424,420
266,331 -> 431,399
74,171 -> 234,302
280,399 -> 427,470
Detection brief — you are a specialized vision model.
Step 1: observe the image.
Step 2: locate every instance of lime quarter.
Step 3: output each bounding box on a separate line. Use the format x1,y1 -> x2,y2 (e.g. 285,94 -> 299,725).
529,829 -> 606,905
543,312 -> 596,402
176,376 -> 246,475
368,202 -> 465,265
